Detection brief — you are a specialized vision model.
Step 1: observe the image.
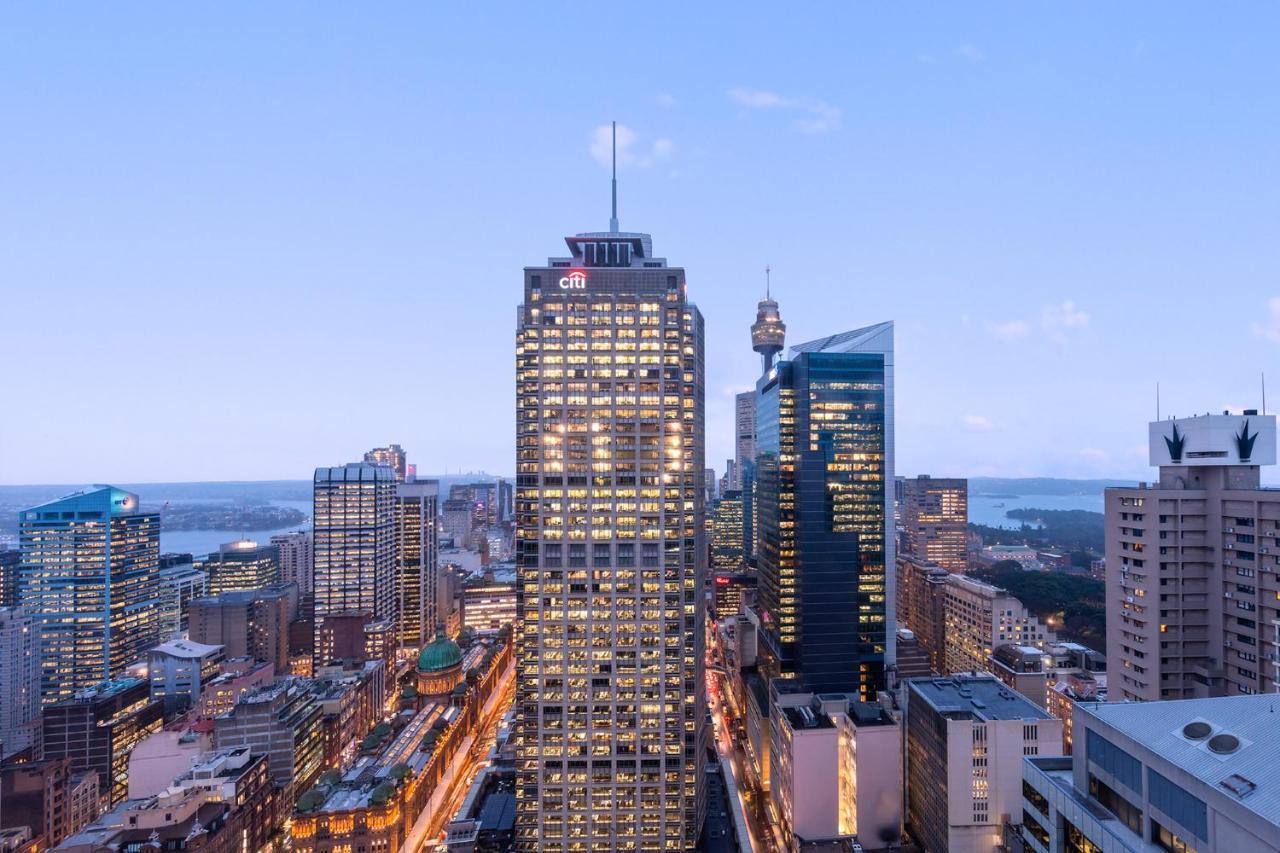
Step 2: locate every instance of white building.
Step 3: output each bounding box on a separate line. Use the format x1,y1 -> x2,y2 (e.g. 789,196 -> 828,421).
157,561 -> 208,639
0,606 -> 40,757
734,390 -> 756,491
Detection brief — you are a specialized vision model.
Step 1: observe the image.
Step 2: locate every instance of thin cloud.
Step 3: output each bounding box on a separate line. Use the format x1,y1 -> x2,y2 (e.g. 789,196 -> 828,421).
1252,297 -> 1280,343
589,124 -> 673,168
1042,300 -> 1090,342
654,92 -> 677,108
989,319 -> 1031,342
963,415 -> 995,432
727,87 -> 841,134
957,43 -> 986,62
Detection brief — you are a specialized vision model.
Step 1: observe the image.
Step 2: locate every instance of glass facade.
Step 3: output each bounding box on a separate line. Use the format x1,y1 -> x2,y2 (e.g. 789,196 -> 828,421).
756,339 -> 892,698
18,487 -> 161,704
514,232 -> 705,851
396,479 -> 439,646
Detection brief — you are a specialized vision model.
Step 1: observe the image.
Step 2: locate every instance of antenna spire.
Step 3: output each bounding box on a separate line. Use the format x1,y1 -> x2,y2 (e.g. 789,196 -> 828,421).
765,265 -> 771,299
609,120 -> 619,233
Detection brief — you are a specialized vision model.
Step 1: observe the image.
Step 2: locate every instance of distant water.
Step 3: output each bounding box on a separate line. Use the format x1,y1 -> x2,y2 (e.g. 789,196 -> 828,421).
968,493 -> 1104,529
160,499 -> 312,557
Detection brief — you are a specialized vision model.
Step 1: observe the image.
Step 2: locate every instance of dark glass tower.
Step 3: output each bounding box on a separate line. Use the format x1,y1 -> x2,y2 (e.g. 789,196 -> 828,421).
755,323 -> 895,699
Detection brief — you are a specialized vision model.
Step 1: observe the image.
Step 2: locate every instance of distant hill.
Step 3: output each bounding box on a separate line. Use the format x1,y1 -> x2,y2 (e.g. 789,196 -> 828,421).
968,477 -> 1135,497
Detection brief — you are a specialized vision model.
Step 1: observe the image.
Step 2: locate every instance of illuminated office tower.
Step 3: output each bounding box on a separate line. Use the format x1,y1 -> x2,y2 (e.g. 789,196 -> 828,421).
756,323 -> 895,699
711,491 -> 745,569
312,464 -> 397,661
197,539 -> 279,596
271,530 -> 313,599
363,443 -> 407,482
900,475 -> 969,571
0,606 -> 41,758
396,476 -> 440,647
18,487 -> 161,704
514,183 -> 706,850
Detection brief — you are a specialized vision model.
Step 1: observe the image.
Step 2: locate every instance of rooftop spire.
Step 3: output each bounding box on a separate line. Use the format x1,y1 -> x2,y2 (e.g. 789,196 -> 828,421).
765,264 -> 771,299
609,120 -> 619,233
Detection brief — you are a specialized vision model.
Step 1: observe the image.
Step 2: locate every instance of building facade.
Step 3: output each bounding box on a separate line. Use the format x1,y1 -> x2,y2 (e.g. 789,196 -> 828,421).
197,540 -> 279,597
943,573 -> 1055,676
363,444 -> 407,482
18,487 -> 161,703
41,678 -> 164,807
899,476 -> 968,571
270,531 -> 313,603
710,491 -> 744,570
734,391 -> 756,492
157,561 -> 208,639
313,464 -> 398,663
212,680 -> 324,795
396,477 -> 440,647
514,223 -> 706,851
756,323 -> 895,699
188,584 -> 296,673
1020,693 -> 1280,852
895,555 -> 950,676
1106,412 -> 1280,701
905,676 -> 1062,853
0,607 -> 41,758
147,639 -> 224,716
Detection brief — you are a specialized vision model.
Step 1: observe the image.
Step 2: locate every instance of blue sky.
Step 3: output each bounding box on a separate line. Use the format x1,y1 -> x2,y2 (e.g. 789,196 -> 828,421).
2,4 -> 1278,485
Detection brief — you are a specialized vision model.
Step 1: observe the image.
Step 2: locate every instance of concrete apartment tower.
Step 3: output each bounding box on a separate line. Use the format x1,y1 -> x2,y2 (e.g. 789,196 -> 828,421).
1106,411 -> 1278,701
513,127 -> 706,851
900,475 -> 969,572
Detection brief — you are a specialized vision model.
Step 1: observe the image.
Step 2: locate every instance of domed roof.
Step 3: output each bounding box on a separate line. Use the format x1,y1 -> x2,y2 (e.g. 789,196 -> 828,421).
417,629 -> 462,672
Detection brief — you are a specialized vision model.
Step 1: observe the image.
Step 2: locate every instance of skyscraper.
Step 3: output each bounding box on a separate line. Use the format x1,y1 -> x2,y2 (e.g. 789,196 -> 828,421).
396,475 -> 439,647
363,444 -> 407,482
734,391 -> 756,492
0,606 -> 41,758
197,539 -> 279,595
18,487 -> 161,704
711,491 -> 744,570
514,186 -> 705,850
899,475 -> 969,571
312,464 -> 398,661
271,530 -> 314,602
1106,411 -> 1279,700
756,323 -> 895,699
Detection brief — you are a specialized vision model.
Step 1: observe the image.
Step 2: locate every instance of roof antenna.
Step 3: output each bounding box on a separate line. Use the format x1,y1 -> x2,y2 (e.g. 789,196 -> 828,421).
609,120 -> 619,233
765,265 -> 771,299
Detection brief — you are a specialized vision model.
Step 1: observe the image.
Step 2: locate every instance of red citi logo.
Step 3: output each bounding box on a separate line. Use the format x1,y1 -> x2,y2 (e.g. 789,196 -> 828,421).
558,271 -> 587,290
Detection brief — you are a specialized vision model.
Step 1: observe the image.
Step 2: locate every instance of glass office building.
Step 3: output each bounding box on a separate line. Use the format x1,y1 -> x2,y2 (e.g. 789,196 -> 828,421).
18,486 -> 161,704
396,476 -> 439,647
514,226 -> 706,851
756,323 -> 895,699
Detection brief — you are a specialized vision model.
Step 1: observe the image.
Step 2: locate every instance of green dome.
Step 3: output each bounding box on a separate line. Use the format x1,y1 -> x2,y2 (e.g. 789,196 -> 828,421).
417,629 -> 462,672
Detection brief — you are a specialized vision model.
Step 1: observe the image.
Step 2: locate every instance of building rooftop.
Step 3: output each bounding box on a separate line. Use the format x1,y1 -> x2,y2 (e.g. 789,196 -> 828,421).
1084,694 -> 1280,826
781,705 -> 834,731
789,321 -> 893,357
151,639 -> 223,660
478,790 -> 516,832
910,675 -> 1051,722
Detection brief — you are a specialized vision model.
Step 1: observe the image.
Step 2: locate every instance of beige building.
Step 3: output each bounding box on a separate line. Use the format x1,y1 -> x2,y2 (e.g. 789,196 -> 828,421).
943,573 -> 1054,676
906,676 -> 1062,853
1107,411 -> 1280,701
899,476 -> 968,571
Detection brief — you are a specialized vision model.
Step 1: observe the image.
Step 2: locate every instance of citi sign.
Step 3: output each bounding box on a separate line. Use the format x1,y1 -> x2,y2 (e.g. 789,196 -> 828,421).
558,271 -> 587,290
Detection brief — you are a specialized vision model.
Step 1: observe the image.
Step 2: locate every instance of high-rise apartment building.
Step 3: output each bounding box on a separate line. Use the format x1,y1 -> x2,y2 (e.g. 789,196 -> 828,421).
41,678 -> 163,807
514,213 -> 706,850
396,476 -> 439,647
197,539 -> 279,596
895,555 -> 951,676
271,530 -> 313,613
756,323 -> 895,699
900,475 -> 968,571
0,607 -> 41,758
18,487 -> 161,704
734,391 -> 756,492
313,464 -> 397,661
363,443 -> 407,482
905,676 -> 1061,853
1106,411 -> 1280,701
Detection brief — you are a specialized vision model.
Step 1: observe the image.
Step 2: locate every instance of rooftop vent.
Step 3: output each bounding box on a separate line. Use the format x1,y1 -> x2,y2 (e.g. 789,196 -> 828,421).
1208,733 -> 1241,755
1182,721 -> 1212,740
1221,773 -> 1257,798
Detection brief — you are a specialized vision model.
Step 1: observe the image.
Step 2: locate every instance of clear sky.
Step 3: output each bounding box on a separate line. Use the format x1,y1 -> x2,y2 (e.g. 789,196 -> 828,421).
3,4 -> 1278,485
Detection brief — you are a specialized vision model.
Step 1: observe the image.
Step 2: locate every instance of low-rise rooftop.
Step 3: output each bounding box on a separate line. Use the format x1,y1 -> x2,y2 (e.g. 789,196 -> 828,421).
910,675 -> 1051,722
